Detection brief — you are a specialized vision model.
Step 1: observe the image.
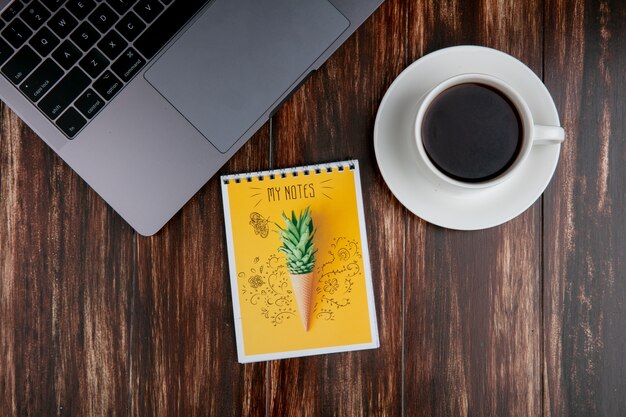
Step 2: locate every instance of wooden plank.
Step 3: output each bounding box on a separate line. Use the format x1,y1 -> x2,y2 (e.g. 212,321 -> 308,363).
543,0 -> 626,415
130,128 -> 270,417
404,0 -> 543,415
0,106 -> 134,416
268,2 -> 407,416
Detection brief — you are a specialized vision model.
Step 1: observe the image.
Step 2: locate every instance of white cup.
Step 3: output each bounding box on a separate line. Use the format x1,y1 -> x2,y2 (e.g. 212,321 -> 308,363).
413,73 -> 565,190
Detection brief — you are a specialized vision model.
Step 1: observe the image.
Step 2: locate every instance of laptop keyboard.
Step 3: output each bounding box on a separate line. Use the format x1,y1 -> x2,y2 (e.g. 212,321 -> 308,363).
0,0 -> 208,138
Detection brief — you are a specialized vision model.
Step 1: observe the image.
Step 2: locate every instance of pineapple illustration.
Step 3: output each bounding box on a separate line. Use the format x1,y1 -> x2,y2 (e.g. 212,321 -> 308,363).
276,207 -> 317,330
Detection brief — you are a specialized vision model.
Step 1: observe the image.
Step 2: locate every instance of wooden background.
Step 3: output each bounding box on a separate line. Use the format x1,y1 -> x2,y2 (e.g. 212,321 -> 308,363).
1,0 -> 625,415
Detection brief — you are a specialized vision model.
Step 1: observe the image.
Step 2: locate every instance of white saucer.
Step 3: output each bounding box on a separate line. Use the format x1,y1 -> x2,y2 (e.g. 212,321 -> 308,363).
374,46 -> 562,230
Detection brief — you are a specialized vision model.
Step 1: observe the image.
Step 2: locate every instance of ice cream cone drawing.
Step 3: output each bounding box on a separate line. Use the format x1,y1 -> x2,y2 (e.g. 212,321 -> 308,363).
276,207 -> 317,331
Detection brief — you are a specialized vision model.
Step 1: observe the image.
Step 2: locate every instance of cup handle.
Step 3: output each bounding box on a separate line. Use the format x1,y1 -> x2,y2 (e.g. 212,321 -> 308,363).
533,125 -> 565,145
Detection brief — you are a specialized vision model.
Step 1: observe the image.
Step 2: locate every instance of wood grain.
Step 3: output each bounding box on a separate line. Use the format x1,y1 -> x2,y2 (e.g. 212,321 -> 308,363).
0,105 -> 134,416
543,0 -> 626,415
403,0 -> 543,416
268,1 -> 407,416
130,127 -> 270,417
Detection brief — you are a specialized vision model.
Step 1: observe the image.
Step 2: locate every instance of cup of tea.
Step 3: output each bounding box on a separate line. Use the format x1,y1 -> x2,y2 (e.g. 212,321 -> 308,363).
413,73 -> 565,190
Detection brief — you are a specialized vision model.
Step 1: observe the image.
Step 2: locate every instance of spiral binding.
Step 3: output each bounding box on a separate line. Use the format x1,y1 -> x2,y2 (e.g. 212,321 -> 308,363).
221,160 -> 357,185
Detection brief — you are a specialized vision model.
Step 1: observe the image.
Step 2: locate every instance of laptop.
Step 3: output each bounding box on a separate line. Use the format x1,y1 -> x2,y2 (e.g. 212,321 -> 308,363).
0,0 -> 382,235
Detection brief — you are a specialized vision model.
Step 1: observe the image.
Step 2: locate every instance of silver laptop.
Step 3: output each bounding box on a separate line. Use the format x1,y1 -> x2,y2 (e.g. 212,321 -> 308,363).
0,0 -> 382,235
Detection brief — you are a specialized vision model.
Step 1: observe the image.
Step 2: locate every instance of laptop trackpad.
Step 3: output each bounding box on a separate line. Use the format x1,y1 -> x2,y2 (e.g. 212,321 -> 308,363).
145,0 -> 349,153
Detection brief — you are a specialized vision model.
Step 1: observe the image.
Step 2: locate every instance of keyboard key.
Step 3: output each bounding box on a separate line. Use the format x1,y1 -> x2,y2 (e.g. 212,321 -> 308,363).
19,58 -> 63,101
2,2 -> 24,23
2,19 -> 33,48
135,0 -> 207,59
56,107 -> 86,138
79,48 -> 108,78
20,2 -> 51,31
70,22 -> 100,51
49,8 -> 78,39
107,0 -> 137,15
160,0 -> 173,5
93,70 -> 122,100
115,11 -> 145,42
66,0 -> 96,20
30,27 -> 60,56
38,67 -> 90,119
134,0 -> 163,23
40,0 -> 65,13
0,38 -> 14,67
51,39 -> 82,69
1,45 -> 41,84
97,30 -> 127,60
75,88 -> 104,118
88,3 -> 118,33
111,47 -> 144,81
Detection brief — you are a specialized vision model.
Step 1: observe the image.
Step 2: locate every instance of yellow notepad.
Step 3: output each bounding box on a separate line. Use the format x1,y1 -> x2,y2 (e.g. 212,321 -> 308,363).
221,160 -> 379,362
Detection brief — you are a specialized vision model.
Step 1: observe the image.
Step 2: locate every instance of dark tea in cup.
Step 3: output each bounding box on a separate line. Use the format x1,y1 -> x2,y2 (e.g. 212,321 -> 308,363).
421,83 -> 523,183
413,73 -> 565,190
